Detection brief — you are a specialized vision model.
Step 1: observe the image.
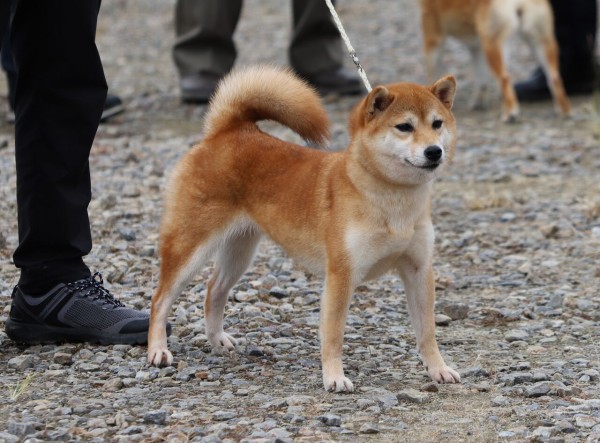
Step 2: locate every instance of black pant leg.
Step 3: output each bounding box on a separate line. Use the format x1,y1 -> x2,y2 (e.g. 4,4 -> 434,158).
550,0 -> 597,83
11,0 -> 107,292
289,0 -> 344,75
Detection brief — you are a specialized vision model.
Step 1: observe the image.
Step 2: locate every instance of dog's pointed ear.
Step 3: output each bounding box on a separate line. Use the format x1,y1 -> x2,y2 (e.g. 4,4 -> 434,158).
366,86 -> 393,119
431,75 -> 456,109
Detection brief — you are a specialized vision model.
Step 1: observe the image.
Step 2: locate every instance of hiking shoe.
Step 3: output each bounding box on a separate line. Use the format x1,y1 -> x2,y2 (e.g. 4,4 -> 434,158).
179,72 -> 222,103
100,93 -> 125,122
5,272 -> 166,345
297,67 -> 363,96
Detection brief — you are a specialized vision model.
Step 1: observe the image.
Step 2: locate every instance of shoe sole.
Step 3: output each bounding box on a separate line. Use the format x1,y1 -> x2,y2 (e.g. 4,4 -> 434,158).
100,104 -> 125,122
180,93 -> 212,104
5,319 -> 149,346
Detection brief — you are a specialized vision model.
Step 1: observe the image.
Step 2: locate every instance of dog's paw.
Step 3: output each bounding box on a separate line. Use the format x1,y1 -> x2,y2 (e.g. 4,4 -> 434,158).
428,365 -> 461,383
147,346 -> 173,367
323,374 -> 355,393
208,331 -> 238,350
501,111 -> 519,124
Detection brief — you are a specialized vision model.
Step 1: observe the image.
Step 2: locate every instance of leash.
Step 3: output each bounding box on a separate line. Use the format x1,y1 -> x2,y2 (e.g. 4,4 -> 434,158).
324,0 -> 372,93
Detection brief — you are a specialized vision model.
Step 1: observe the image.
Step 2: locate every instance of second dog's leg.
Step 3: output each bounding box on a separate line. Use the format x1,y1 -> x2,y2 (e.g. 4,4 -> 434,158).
421,11 -> 444,83
320,267 -> 355,392
205,230 -> 261,349
480,34 -> 519,122
538,37 -> 571,116
468,45 -> 489,110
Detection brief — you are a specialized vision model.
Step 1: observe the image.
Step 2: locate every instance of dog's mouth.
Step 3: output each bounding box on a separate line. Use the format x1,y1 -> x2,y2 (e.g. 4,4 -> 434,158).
405,159 -> 441,171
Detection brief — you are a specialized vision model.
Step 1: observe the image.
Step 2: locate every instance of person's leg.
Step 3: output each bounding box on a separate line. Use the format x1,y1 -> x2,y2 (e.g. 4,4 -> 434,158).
289,0 -> 361,95
11,0 -> 106,292
516,0 -> 597,100
0,0 -> 16,119
551,0 -> 596,89
173,0 -> 242,102
5,0 -> 161,345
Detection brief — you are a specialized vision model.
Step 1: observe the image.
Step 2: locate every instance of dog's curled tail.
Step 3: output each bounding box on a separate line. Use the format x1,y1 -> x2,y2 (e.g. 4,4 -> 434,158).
203,65 -> 331,147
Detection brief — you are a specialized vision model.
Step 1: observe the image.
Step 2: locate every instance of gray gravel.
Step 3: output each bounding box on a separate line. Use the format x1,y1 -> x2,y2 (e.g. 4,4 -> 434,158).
1,1 -> 600,442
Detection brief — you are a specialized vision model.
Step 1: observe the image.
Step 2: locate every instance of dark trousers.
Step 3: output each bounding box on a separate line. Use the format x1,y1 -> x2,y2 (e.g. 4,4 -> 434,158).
173,0 -> 344,77
550,0 -> 597,82
1,1 -> 107,293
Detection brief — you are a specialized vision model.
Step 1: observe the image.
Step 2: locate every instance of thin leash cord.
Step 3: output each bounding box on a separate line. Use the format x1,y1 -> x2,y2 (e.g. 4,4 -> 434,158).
324,0 -> 372,93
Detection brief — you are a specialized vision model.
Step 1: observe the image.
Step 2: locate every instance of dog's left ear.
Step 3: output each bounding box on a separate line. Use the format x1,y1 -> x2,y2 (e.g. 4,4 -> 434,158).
366,86 -> 394,119
431,76 -> 456,110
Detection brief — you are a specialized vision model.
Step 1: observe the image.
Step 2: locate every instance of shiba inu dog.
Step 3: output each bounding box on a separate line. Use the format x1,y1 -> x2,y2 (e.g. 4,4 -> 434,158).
420,0 -> 570,122
147,65 -> 461,392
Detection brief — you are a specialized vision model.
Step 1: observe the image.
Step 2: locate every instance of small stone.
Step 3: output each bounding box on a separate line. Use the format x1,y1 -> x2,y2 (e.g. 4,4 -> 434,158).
119,228 -> 136,241
319,413 -> 341,427
526,381 -> 553,398
492,395 -> 510,407
52,352 -> 73,365
435,314 -> 452,326
8,355 -> 35,370
269,286 -> 289,299
103,378 -> 123,391
212,411 -> 236,421
442,303 -> 470,320
7,421 -> 36,437
531,426 -> 551,439
120,425 -> 144,435
143,410 -> 167,425
501,372 -> 533,386
505,329 -> 529,342
359,423 -> 379,434
420,382 -> 439,393
248,346 -> 265,357
397,388 -> 429,404
460,366 -> 489,378
0,431 -> 19,443
574,415 -> 597,428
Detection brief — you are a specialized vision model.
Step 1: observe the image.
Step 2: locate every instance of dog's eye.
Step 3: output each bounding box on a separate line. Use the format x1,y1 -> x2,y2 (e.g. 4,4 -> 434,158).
432,119 -> 443,129
395,123 -> 414,133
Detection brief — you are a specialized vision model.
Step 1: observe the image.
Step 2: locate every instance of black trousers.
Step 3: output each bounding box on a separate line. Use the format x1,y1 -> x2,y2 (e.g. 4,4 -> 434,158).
1,1 -> 107,293
550,0 -> 597,82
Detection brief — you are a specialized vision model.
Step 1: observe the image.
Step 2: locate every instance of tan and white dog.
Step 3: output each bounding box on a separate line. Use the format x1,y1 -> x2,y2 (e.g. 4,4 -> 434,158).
420,0 -> 570,122
147,65 -> 461,392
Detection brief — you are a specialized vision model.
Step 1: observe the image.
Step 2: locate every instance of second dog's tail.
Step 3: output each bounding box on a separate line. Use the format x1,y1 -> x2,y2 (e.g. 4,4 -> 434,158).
203,65 -> 331,147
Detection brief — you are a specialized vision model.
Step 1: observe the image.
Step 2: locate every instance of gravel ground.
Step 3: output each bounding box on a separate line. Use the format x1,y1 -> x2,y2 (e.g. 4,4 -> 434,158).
1,1 -> 600,442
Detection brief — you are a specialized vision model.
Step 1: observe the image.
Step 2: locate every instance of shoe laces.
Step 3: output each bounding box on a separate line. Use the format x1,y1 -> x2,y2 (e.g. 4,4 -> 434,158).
66,272 -> 125,308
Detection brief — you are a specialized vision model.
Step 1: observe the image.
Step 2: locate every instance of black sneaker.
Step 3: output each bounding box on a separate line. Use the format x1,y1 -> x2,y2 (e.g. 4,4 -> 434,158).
5,272 -> 166,345
100,94 -> 125,122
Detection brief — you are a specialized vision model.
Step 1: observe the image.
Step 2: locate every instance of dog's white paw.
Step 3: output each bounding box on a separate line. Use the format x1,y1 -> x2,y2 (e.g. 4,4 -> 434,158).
428,365 -> 461,383
208,331 -> 238,350
147,346 -> 173,367
323,374 -> 355,393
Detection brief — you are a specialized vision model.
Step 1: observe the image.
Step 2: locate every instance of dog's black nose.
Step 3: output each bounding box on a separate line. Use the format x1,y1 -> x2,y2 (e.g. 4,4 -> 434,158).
424,145 -> 443,162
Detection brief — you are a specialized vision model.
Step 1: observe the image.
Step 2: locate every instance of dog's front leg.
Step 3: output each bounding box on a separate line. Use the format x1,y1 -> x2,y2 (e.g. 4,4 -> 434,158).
396,253 -> 460,384
320,268 -> 355,392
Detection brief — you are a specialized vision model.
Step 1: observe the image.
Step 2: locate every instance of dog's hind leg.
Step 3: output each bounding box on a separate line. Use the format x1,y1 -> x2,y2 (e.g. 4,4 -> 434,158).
479,32 -> 519,122
468,44 -> 489,110
205,225 -> 261,350
533,35 -> 571,116
421,9 -> 444,83
148,230 -> 219,366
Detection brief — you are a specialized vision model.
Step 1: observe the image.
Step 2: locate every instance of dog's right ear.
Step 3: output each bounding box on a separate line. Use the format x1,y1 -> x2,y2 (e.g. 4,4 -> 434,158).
349,86 -> 394,135
366,86 -> 393,120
